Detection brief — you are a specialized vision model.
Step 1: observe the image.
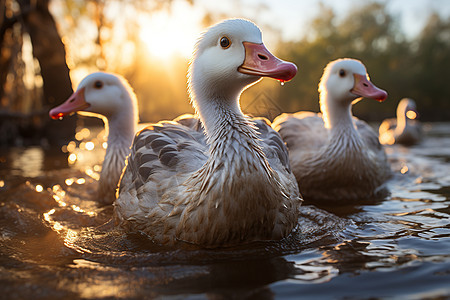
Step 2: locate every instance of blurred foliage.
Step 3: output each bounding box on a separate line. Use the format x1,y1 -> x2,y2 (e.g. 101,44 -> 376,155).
0,0 -> 76,146
2,0 -> 449,138
51,0 -> 196,123
276,2 -> 450,121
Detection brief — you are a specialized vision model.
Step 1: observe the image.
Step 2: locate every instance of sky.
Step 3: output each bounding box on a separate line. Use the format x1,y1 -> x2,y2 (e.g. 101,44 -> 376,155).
49,0 -> 450,84
136,0 -> 450,60
200,0 -> 450,41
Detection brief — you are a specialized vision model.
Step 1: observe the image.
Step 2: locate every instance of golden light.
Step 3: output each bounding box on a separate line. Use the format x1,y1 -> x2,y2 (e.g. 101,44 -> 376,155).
76,178 -> 86,185
71,204 -> 85,213
67,141 -> 77,152
55,196 -> 67,207
406,110 -> 417,120
0,180 -> 4,188
43,209 -> 66,232
138,2 -> 201,61
43,209 -> 56,223
35,184 -> 44,192
75,128 -> 91,141
50,184 -> 67,205
401,165 -> 409,174
70,204 -> 95,217
68,153 -> 77,164
102,142 -> 107,149
386,138 -> 395,145
65,178 -> 74,186
379,134 -> 394,145
75,132 -> 83,141
52,185 -> 61,193
85,141 -> 95,151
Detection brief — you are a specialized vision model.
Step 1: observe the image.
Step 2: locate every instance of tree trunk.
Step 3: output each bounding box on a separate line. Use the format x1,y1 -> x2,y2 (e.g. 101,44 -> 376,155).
18,0 -> 76,146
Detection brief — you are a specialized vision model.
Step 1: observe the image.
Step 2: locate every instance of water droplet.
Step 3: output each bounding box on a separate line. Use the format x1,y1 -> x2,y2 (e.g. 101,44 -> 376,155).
400,165 -> 409,174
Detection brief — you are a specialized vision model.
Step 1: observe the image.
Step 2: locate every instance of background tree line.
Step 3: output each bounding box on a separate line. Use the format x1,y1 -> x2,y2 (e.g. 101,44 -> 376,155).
0,0 -> 448,147
276,3 -> 450,121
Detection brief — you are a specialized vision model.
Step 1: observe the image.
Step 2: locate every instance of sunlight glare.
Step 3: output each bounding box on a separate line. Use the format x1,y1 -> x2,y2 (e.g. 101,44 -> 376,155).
75,128 -> 91,141
35,184 -> 44,192
401,165 -> 409,174
406,110 -> 417,120
68,153 -> 77,164
76,178 -> 86,185
67,141 -> 76,152
138,3 -> 200,60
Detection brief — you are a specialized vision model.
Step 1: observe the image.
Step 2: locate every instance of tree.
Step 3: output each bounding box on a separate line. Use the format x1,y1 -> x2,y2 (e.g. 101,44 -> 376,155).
412,13 -> 450,120
0,0 -> 76,146
276,2 -> 449,122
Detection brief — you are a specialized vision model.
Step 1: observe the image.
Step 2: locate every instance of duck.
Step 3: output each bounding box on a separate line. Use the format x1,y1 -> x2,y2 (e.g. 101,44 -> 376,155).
114,18 -> 301,247
49,72 -> 138,205
272,58 -> 391,203
379,98 -> 422,145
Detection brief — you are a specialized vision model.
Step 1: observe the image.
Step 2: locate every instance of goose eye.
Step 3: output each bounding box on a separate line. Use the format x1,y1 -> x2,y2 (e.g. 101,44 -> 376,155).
339,69 -> 346,77
94,80 -> 103,89
220,36 -> 231,49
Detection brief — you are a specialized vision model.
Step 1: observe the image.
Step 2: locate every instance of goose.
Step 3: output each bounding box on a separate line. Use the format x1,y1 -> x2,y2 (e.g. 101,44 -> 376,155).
379,98 -> 422,145
49,72 -> 138,205
114,18 -> 301,247
272,58 -> 391,202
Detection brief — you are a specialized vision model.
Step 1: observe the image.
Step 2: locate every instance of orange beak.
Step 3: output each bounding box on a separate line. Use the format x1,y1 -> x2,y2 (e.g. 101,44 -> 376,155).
351,74 -> 387,102
49,88 -> 89,119
238,42 -> 298,82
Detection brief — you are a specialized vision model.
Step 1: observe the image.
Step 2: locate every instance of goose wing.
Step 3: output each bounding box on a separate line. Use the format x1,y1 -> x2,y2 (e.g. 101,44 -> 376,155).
251,117 -> 291,173
272,112 -> 328,158
115,116 -> 208,222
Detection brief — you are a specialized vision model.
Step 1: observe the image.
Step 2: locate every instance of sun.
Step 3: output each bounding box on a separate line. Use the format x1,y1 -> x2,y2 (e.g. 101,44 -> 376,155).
138,3 -> 201,61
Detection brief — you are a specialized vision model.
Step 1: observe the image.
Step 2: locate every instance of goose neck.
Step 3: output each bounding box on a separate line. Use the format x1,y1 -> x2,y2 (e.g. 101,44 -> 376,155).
395,110 -> 408,133
320,94 -> 356,133
195,94 -> 246,139
107,109 -> 136,146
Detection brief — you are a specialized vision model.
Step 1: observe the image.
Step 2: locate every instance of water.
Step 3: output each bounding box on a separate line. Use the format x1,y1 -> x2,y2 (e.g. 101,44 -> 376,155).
1,123 -> 449,299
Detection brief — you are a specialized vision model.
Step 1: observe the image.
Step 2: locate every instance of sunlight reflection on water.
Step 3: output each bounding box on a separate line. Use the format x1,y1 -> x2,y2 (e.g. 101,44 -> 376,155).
0,123 -> 450,298
10,147 -> 44,177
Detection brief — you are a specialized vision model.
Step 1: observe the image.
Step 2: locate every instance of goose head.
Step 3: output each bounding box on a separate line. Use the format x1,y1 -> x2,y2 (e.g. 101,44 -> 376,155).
397,98 -> 418,120
319,58 -> 387,106
49,72 -> 138,122
188,18 -> 297,103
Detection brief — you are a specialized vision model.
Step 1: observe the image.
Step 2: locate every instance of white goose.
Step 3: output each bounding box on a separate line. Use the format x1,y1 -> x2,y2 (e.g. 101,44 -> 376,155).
114,18 -> 301,247
379,98 -> 422,145
272,58 -> 391,202
49,72 -> 138,205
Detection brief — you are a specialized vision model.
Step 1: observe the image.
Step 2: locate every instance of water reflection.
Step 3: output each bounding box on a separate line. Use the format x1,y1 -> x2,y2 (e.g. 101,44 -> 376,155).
0,146 -> 69,179
10,147 -> 44,177
0,123 -> 450,298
